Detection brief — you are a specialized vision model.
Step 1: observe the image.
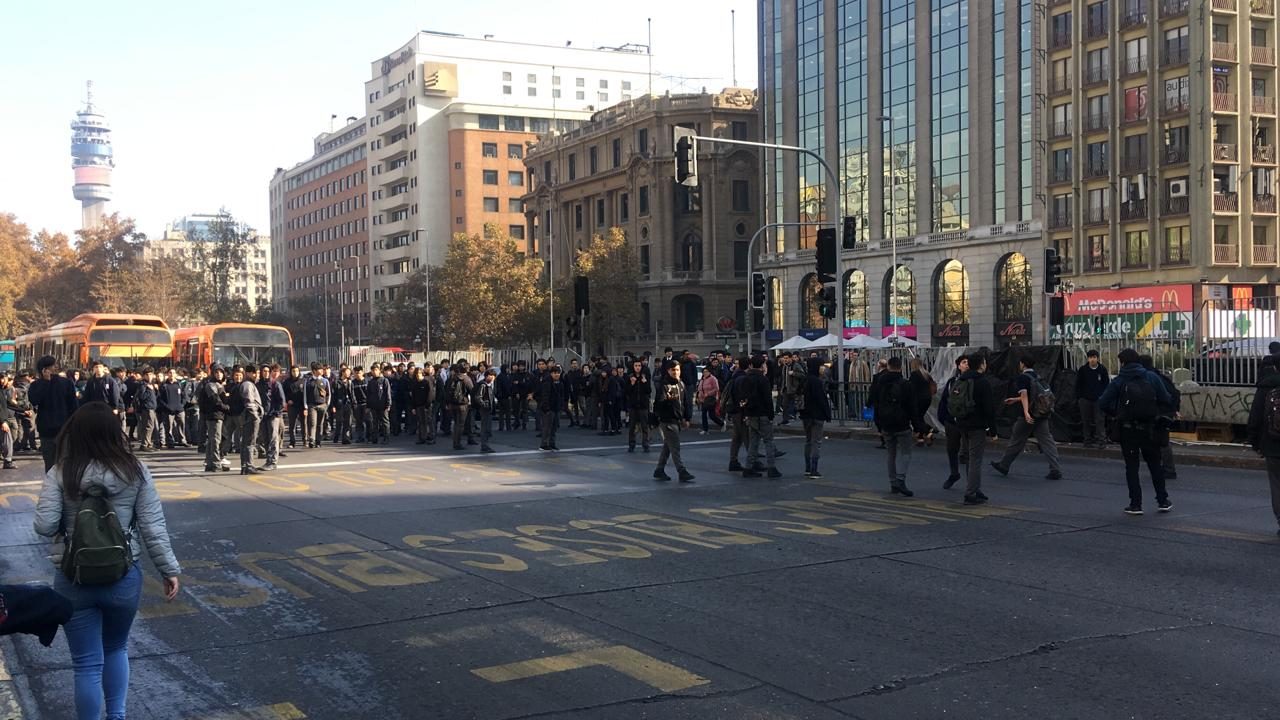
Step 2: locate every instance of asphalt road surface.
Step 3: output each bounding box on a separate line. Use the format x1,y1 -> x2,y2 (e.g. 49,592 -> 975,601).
2,422 -> 1279,719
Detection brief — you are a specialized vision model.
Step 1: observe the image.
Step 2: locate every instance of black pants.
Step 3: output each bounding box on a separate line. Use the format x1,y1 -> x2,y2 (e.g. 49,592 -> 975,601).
1120,427 -> 1168,508
38,427 -> 58,472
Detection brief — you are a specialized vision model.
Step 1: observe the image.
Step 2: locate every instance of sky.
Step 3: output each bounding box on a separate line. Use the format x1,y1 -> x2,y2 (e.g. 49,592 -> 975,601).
1,0 -> 758,239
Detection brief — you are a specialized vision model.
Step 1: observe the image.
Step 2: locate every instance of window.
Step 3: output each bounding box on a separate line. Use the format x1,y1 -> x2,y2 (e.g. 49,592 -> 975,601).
994,253 -> 1032,322
1050,148 -> 1072,182
552,89 -> 562,99
483,170 -> 498,185
1165,226 -> 1191,263
543,160 -> 552,185
482,142 -> 498,158
639,186 -> 650,215
732,180 -> 751,211
1086,140 -> 1109,176
1123,133 -> 1148,169
1051,192 -> 1073,227
589,146 -> 598,174
509,225 -> 525,239
508,170 -> 523,186
528,87 -> 537,97
638,128 -> 649,154
677,185 -> 702,213
732,120 -> 749,140
1124,37 -> 1149,73
553,75 -> 561,86
507,144 -> 523,159
639,245 -> 650,276
1052,102 -> 1073,135
527,73 -> 537,83
1087,186 -> 1110,222
508,198 -> 523,213
1165,26 -> 1190,63
1124,230 -> 1149,267
568,154 -> 577,180
479,115 -> 499,130
1087,234 -> 1110,270
504,116 -> 525,132
595,198 -> 605,225
678,233 -> 703,272
1051,11 -> 1072,46
576,91 -> 585,100
599,79 -> 609,89
576,78 -> 585,87
1165,76 -> 1190,110
502,71 -> 512,81
530,118 -> 550,133
483,197 -> 499,212
503,86 -> 512,95
575,204 -> 583,230
612,138 -> 621,167
1085,48 -> 1109,83
620,193 -> 630,221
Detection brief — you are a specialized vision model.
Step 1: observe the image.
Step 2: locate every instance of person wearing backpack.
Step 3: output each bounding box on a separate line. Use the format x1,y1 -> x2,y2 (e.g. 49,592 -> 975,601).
33,401 -> 181,720
1099,348 -> 1174,515
446,360 -> 476,450
940,353 -> 997,504
869,356 -> 918,496
1247,355 -> 1280,536
991,354 -> 1064,481
1140,354 -> 1181,480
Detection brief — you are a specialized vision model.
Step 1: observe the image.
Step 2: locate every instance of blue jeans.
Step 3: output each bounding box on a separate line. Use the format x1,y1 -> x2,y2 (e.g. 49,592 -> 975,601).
54,563 -> 142,720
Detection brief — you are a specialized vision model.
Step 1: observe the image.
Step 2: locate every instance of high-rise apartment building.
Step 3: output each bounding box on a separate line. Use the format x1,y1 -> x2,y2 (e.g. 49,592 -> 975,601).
362,31 -> 654,305
758,0 -> 1045,347
140,214 -> 272,312
269,117 -> 372,344
1045,0 -> 1279,331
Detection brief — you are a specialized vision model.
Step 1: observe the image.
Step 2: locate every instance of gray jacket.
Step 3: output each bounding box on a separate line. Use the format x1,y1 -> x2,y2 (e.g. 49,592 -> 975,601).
34,461 -> 182,578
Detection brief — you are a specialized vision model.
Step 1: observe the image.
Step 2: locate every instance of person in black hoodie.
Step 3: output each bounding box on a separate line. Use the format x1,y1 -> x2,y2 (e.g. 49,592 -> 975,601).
0,374 -> 17,469
722,360 -> 749,472
741,355 -> 781,478
283,366 -> 304,448
1075,350 -> 1111,448
366,365 -> 393,444
625,359 -> 652,452
496,364 -> 514,432
653,361 -> 694,483
411,367 -> 437,445
156,368 -> 185,448
799,357 -> 833,479
331,367 -> 354,444
351,367 -> 369,443
869,356 -> 917,497
28,356 -> 78,472
258,363 -> 286,469
940,353 -> 996,504
1248,355 -> 1280,536
1099,348 -> 1174,515
534,366 -> 564,451
132,368 -> 158,452
198,365 -> 232,472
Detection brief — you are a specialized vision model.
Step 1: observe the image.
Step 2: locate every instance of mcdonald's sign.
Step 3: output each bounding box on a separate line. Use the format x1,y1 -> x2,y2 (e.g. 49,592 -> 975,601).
1066,284 -> 1193,316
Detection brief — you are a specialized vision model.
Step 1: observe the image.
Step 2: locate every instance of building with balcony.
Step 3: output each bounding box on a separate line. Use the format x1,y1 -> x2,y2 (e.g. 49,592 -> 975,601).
361,31 -> 656,306
522,89 -> 762,345
139,214 -> 272,314
269,116 -> 372,344
757,0 -> 1044,348
1045,0 -> 1280,308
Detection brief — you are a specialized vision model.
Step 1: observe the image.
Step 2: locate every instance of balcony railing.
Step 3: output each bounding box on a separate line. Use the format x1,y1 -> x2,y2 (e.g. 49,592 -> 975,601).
1164,196 -> 1191,214
1051,0 -> 1071,6
1214,142 -> 1239,160
1121,6 -> 1149,27
1253,46 -> 1277,65
1122,153 -> 1149,172
1163,146 -> 1190,165
1086,252 -> 1112,271
1254,243 -> 1278,264
1086,19 -> 1109,39
1051,119 -> 1074,137
1215,192 -> 1241,211
1050,72 -> 1073,94
1086,111 -> 1112,131
1050,165 -> 1073,183
1251,0 -> 1276,15
1254,95 -> 1278,114
1085,63 -> 1111,85
1256,143 -> 1277,162
1213,41 -> 1239,61
1214,243 -> 1240,264
1163,45 -> 1190,65
1215,92 -> 1239,112
1085,162 -> 1111,178
1051,31 -> 1073,49
1049,211 -> 1074,229
1162,0 -> 1190,15
1256,194 -> 1278,212
1085,205 -> 1110,224
1121,199 -> 1149,220
1123,55 -> 1149,75
1214,0 -> 1238,9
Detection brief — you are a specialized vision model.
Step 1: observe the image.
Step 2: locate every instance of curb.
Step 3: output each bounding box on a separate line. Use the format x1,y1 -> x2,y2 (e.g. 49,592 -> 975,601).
775,423 -> 1266,471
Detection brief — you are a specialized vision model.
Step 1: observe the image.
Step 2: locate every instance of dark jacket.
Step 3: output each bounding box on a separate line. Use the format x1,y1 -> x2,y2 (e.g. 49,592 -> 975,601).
133,382 -> 157,411
1248,369 -> 1280,456
351,377 -> 368,405
473,379 -> 497,411
303,375 -> 330,408
260,378 -> 286,418
869,372 -> 915,433
157,381 -> 183,414
28,375 -> 78,433
366,376 -> 392,408
654,376 -> 686,423
1098,363 -> 1172,417
197,378 -> 231,421
0,584 -> 73,647
799,373 -> 832,422
283,375 -> 304,407
81,375 -> 122,409
948,370 -> 997,432
624,371 -> 652,410
739,370 -> 774,419
1075,363 -> 1111,402
233,379 -> 263,417
411,377 -> 436,408
331,378 -> 353,407
720,371 -> 746,416
535,376 -> 564,413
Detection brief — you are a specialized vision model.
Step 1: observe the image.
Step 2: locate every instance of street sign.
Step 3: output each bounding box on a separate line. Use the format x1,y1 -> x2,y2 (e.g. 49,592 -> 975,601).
714,333 -> 737,340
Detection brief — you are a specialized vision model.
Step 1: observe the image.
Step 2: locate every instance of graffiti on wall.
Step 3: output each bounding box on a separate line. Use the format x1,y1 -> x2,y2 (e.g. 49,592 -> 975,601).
1179,384 -> 1256,425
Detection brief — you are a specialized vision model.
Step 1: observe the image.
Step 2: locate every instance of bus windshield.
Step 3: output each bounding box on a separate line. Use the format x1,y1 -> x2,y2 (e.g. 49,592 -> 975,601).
212,327 -> 293,367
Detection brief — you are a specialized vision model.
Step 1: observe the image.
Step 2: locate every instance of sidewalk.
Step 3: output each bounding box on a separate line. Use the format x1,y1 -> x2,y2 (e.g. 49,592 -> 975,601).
776,422 -> 1266,470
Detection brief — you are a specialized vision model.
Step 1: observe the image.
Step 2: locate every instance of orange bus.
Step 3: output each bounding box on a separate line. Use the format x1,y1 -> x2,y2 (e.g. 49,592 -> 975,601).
173,324 -> 294,370
14,314 -> 174,370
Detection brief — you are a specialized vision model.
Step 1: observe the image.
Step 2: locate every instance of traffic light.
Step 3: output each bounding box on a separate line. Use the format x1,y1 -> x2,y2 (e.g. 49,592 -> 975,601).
816,228 -> 837,283
817,285 -> 838,319
673,126 -> 698,187
1048,295 -> 1066,326
1044,247 -> 1063,294
750,272 -> 767,309
574,275 -> 590,315
842,215 -> 858,250
565,315 -> 579,341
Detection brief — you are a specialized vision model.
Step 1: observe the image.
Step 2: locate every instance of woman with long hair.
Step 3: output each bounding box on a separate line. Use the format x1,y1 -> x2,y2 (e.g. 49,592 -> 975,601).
34,401 -> 182,720
908,357 -> 937,446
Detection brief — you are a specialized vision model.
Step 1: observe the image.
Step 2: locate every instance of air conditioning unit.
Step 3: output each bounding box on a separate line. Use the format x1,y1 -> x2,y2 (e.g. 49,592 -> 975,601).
1169,179 -> 1188,197
1133,174 -> 1147,200
1215,145 -> 1233,160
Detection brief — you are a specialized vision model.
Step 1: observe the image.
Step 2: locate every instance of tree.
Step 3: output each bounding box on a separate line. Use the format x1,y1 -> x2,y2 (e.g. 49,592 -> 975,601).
0,214 -> 35,337
569,227 -> 642,354
429,225 -> 547,350
188,211 -> 264,322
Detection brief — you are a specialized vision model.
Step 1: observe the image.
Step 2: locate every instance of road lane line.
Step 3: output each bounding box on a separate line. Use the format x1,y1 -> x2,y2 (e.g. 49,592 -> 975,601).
472,644 -> 710,693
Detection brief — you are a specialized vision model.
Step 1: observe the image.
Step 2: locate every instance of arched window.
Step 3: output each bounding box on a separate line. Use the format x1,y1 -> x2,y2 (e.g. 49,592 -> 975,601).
800,273 -> 823,330
678,232 -> 703,272
768,276 -> 783,330
843,269 -> 869,330
883,265 -> 916,329
995,252 -> 1032,322
933,260 -> 970,324
671,294 -> 705,332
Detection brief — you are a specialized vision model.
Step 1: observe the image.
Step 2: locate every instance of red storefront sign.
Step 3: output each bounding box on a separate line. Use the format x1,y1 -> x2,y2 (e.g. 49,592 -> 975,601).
995,321 -> 1033,341
1065,284 -> 1193,315
931,324 -> 970,344
880,325 -> 918,339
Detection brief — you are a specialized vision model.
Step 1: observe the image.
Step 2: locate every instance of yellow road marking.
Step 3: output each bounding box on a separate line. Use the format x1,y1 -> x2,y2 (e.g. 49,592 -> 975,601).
472,644 -> 710,693
1168,525 -> 1280,544
194,702 -> 306,719
0,492 -> 38,509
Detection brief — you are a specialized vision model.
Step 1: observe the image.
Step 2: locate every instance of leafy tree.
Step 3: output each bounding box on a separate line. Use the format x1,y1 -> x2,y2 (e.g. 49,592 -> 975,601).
0,214 -> 36,337
371,267 -> 437,349
568,227 -> 642,355
187,211 -> 264,323
429,225 -> 547,350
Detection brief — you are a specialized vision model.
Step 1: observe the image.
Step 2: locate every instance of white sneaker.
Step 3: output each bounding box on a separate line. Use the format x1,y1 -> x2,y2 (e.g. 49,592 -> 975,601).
699,430 -> 708,435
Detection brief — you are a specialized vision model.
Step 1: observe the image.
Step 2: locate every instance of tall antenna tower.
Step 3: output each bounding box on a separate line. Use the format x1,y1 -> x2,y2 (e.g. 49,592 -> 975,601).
71,80 -> 114,229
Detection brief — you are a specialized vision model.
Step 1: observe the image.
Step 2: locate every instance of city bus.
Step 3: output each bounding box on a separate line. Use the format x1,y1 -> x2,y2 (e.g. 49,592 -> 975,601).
173,324 -> 294,370
14,314 -> 174,370
0,340 -> 13,372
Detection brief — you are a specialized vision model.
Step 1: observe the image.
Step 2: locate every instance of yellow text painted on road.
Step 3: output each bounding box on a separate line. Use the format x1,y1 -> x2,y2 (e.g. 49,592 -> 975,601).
192,702 -> 306,719
0,492 -> 38,509
472,645 -> 709,693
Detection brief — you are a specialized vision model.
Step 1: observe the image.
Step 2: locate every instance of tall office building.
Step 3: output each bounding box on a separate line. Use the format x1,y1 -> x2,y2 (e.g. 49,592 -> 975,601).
362,31 -> 654,305
1045,0 -> 1280,334
71,81 -> 113,230
140,214 -> 272,312
758,0 -> 1044,347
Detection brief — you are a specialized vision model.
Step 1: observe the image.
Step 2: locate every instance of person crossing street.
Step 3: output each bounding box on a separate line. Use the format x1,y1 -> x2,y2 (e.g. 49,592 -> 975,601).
652,361 -> 694,483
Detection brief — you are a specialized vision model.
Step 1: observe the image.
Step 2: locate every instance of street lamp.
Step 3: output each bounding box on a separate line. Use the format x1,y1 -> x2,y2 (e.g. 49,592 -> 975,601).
414,228 -> 431,354
876,114 -> 898,339
334,260 -> 345,353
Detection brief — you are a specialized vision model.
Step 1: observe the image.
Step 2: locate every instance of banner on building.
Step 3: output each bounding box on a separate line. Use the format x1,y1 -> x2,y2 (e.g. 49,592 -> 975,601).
1051,284 -> 1194,340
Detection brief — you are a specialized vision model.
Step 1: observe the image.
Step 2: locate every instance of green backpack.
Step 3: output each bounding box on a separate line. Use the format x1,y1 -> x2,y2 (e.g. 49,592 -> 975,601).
62,484 -> 132,585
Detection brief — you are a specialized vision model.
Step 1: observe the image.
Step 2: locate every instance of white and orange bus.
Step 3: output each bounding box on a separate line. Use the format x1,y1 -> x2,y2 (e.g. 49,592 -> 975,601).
173,323 -> 294,370
15,314 -> 174,370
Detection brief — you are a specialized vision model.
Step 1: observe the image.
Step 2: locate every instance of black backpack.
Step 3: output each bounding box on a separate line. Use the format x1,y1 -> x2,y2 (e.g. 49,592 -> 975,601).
62,484 -> 132,586
1117,375 -> 1159,424
449,376 -> 468,405
877,377 -> 910,429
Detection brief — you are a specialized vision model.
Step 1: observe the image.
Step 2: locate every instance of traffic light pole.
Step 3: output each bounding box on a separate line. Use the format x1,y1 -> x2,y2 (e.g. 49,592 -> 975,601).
689,135 -> 845,390
746,221 -> 827,357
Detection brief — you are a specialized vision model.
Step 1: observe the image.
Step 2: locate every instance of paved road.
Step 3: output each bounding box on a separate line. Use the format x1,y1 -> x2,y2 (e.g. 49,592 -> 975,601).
2,423 -> 1279,719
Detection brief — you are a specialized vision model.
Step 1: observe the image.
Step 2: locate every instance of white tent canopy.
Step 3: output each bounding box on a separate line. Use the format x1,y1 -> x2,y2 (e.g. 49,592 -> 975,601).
770,335 -> 814,351
883,334 -> 921,348
803,333 -> 845,349
844,334 -> 891,349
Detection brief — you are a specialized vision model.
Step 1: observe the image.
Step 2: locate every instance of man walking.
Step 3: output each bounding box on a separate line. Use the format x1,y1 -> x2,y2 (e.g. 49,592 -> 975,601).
741,356 -> 781,479
535,365 -> 564,451
869,356 -> 916,496
283,365 -> 305,448
991,354 -> 1064,481
445,360 -> 475,450
331,367 -> 355,444
0,374 -> 17,469
940,354 -> 996,504
799,357 -> 832,479
1248,355 -> 1280,536
1099,348 -> 1173,515
723,359 -> 749,472
653,361 -> 694,482
26,356 -> 77,472
1076,349 -> 1110,448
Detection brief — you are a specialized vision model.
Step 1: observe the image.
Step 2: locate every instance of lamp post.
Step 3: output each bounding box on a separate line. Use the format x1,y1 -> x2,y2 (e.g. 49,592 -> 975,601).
876,114 -> 898,339
414,228 -> 431,353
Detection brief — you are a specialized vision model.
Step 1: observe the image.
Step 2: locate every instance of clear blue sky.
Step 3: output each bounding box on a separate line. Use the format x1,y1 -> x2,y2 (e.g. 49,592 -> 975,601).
1,0 -> 757,238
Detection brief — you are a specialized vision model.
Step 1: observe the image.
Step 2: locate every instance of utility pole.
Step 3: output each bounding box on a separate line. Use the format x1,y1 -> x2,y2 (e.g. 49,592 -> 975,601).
877,115 -> 898,340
